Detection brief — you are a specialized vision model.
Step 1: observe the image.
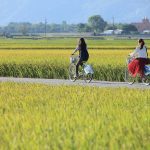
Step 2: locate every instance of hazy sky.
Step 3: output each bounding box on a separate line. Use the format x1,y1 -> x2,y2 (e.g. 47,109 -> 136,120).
0,0 -> 150,25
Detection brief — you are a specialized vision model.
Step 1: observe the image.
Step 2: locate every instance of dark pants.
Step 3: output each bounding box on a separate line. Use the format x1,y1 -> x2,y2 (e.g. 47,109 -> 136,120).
145,58 -> 150,64
76,58 -> 88,76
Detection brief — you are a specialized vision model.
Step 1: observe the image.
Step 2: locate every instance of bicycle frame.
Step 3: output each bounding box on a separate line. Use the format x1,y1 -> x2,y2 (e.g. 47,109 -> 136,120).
69,55 -> 94,83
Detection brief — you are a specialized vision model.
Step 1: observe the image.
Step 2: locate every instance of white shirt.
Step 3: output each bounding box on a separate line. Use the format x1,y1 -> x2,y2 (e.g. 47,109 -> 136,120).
130,46 -> 148,58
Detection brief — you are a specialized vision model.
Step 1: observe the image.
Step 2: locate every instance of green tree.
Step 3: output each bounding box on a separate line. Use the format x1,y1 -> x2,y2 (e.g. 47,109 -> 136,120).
77,23 -> 91,33
122,24 -> 138,34
19,23 -> 31,35
0,27 -> 2,34
105,24 -> 117,30
88,15 -> 107,33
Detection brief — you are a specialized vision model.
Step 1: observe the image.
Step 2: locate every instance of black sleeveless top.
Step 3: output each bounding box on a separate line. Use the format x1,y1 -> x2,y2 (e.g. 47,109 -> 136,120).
77,46 -> 89,61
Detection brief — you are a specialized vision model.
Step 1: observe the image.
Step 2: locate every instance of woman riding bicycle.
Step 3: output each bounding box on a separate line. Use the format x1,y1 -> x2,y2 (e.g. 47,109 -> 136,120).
72,38 -> 89,77
128,39 -> 150,79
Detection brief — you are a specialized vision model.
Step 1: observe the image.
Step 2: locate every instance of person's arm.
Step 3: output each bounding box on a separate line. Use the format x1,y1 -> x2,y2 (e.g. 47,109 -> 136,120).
129,47 -> 138,58
72,46 -> 79,55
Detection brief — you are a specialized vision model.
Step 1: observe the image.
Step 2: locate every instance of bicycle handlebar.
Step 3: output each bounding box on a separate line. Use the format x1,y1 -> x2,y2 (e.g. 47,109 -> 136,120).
126,55 -> 135,64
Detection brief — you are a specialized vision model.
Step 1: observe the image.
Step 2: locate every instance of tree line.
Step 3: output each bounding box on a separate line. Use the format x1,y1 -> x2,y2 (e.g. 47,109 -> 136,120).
0,15 -> 138,36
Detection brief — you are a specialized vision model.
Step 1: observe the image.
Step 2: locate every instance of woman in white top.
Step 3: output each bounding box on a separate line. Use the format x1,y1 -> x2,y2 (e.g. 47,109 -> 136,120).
128,39 -> 150,78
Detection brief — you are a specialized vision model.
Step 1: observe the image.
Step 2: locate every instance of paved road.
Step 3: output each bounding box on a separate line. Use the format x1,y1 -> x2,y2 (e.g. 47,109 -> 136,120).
1,77 -> 150,89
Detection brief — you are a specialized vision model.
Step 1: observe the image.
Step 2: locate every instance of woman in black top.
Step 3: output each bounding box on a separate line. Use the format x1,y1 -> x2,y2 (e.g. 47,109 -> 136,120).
72,38 -> 89,77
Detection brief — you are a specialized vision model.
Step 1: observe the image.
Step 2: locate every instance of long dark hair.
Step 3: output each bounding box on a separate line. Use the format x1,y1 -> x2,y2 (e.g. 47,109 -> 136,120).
138,39 -> 145,49
78,38 -> 87,50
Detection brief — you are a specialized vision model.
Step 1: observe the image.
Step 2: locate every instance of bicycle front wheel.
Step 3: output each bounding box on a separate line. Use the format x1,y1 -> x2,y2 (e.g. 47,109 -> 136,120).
69,63 -> 77,82
84,73 -> 93,83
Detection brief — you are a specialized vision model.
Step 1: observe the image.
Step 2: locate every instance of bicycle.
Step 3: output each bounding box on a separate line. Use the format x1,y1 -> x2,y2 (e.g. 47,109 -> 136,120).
125,56 -> 150,85
69,55 -> 94,83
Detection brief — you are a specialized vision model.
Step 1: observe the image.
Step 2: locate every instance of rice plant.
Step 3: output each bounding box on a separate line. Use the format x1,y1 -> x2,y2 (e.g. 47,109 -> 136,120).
0,82 -> 149,150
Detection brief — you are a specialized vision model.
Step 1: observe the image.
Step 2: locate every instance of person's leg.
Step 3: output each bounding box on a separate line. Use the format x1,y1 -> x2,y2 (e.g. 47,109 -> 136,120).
76,59 -> 82,77
146,58 -> 150,64
138,59 -> 147,78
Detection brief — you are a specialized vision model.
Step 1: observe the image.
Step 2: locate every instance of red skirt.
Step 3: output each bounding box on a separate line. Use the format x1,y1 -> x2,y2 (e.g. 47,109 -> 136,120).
128,58 -> 150,77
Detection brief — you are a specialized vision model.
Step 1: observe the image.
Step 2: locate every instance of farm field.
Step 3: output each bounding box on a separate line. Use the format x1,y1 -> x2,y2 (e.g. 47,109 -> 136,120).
0,38 -> 150,48
0,82 -> 149,149
0,38 -> 150,81
0,49 -> 129,81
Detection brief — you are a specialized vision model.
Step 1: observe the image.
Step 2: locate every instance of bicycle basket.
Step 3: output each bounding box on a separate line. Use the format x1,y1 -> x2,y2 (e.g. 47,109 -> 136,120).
70,56 -> 78,63
84,64 -> 94,74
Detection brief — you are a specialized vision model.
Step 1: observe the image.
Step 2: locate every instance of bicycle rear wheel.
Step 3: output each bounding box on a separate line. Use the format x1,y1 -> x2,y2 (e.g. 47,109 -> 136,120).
142,75 -> 150,86
69,63 -> 77,82
84,73 -> 93,83
125,68 -> 135,84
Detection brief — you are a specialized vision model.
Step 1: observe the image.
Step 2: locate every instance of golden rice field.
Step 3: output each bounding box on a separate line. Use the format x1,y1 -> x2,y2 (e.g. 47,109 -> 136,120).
0,82 -> 149,149
0,49 -> 129,64
0,39 -> 150,149
0,38 -> 150,81
0,49 -> 131,81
